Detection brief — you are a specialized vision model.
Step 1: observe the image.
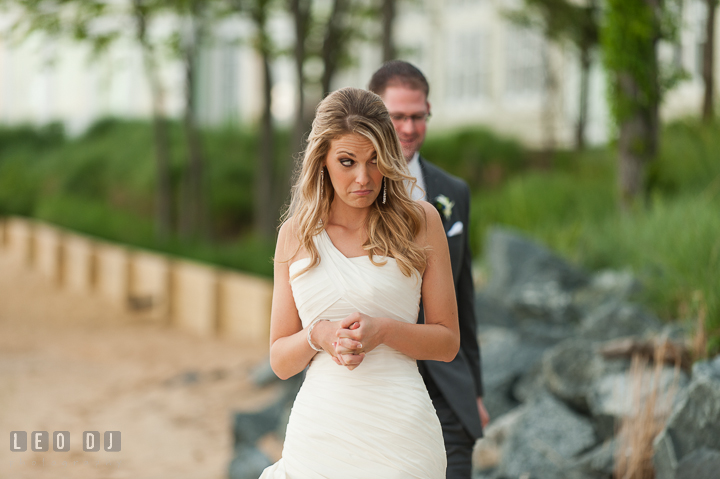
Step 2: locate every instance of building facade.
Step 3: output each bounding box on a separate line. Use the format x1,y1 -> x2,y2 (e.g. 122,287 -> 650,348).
0,0 -> 717,146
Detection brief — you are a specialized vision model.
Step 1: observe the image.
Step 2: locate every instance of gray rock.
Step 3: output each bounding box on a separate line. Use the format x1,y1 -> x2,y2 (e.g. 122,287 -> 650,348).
485,227 -> 588,303
479,327 -> 547,418
674,448 -> 720,479
250,359 -> 281,387
513,360 -> 547,404
588,367 -> 689,421
480,327 -> 546,391
542,339 -> 606,411
228,445 -> 272,479
573,269 -> 641,316
653,429 -> 677,479
517,321 -> 575,345
653,379 -> 720,479
471,469 -> 499,479
233,401 -> 286,446
568,439 -> 616,477
578,302 -> 662,342
665,379 -> 720,455
233,373 -> 303,445
475,291 -> 520,329
498,394 -> 597,479
506,278 -> 582,324
692,355 -> 720,382
655,439 -> 720,479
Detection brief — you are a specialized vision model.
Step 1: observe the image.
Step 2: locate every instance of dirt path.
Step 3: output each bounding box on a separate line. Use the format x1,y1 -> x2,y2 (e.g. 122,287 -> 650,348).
0,253 -> 281,479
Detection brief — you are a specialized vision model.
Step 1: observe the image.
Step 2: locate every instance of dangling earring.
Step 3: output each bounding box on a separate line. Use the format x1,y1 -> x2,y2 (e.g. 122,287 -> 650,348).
320,169 -> 324,200
382,177 -> 387,204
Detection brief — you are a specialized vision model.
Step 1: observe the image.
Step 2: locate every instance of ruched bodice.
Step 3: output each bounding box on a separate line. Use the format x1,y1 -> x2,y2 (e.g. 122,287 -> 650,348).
260,230 -> 446,479
289,229 -> 422,327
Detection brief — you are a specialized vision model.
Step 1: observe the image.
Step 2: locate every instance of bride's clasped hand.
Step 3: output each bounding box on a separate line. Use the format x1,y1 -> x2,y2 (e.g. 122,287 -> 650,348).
312,312 -> 388,370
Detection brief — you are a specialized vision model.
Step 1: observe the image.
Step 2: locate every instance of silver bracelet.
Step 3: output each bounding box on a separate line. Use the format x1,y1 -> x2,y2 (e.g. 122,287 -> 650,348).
307,319 -> 328,352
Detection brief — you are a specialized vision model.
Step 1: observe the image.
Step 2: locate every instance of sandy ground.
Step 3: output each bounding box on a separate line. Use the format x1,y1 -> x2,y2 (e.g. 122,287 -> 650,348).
0,252 -> 283,479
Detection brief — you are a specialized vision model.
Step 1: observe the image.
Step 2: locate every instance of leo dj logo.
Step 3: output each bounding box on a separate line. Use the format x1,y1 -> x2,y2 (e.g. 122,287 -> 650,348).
10,431 -> 121,452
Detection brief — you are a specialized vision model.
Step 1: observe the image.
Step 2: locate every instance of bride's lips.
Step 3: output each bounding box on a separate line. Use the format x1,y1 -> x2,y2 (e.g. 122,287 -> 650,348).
353,190 -> 373,196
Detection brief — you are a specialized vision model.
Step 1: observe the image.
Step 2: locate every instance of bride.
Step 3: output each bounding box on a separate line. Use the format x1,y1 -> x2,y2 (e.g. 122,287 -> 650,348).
260,87 -> 459,478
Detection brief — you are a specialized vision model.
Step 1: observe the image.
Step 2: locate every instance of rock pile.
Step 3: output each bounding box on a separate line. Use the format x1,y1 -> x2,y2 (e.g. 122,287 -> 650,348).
227,226 -> 719,479
473,227 -> 719,479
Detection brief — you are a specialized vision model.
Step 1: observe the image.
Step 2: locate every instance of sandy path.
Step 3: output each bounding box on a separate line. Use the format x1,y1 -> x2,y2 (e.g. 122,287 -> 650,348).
0,252 -> 281,479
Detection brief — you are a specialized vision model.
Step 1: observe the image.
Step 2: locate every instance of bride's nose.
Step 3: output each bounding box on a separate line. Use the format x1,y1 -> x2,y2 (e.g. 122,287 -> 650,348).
355,165 -> 371,186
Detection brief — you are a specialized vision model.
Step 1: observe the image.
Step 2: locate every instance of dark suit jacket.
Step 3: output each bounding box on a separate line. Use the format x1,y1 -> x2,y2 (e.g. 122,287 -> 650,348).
417,157 -> 484,440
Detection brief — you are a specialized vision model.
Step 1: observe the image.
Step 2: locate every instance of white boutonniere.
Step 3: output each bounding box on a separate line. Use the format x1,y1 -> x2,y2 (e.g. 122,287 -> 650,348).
434,195 -> 454,220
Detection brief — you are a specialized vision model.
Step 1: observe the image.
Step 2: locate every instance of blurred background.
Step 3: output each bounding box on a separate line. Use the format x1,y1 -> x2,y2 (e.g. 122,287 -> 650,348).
0,0 -> 719,477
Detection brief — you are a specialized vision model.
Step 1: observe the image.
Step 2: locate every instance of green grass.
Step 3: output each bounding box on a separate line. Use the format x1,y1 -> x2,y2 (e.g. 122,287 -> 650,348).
0,118 -> 286,276
468,118 -> 720,354
1,117 -> 718,351
32,195 -> 275,277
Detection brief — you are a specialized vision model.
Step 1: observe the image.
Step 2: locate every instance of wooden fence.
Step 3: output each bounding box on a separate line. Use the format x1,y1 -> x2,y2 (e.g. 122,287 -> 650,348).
0,216 -> 272,345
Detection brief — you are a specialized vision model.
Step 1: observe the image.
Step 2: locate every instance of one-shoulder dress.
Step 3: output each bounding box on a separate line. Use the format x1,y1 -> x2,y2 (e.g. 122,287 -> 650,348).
260,229 -> 446,479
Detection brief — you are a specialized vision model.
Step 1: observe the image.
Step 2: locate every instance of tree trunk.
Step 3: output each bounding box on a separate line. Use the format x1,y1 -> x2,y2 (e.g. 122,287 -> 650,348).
381,0 -> 396,62
290,0 -> 311,154
617,60 -> 659,211
575,44 -> 591,150
541,44 -> 559,153
255,53 -> 276,238
321,0 -> 349,95
604,0 -> 664,210
133,0 -> 173,241
288,0 -> 312,218
702,0 -> 717,122
179,10 -> 206,239
150,79 -> 173,242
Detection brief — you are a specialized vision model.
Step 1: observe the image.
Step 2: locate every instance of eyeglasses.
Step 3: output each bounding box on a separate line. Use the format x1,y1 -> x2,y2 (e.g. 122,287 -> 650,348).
389,113 -> 431,124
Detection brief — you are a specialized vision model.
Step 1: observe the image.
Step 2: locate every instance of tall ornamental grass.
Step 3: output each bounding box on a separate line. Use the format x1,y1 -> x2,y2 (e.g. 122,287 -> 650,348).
469,119 -> 720,354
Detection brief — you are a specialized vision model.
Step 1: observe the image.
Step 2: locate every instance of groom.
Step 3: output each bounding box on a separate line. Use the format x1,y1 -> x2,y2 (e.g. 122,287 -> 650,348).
369,61 -> 489,478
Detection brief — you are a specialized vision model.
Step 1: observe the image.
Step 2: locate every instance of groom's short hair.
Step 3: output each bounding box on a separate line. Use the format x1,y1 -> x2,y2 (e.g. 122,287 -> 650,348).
368,60 -> 430,99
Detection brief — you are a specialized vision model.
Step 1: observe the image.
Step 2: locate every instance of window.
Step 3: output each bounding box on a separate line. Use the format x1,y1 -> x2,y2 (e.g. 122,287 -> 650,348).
691,0 -> 707,78
445,30 -> 490,102
504,26 -> 544,97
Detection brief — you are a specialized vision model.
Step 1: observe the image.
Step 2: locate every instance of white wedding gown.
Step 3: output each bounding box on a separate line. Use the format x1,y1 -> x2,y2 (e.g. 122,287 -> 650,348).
260,230 -> 446,479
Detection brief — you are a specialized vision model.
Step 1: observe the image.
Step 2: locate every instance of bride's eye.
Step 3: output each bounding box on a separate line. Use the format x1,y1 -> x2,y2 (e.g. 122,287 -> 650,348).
340,158 -> 354,167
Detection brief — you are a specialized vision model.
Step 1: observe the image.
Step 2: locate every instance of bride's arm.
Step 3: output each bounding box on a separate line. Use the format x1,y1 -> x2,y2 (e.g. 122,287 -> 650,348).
337,202 -> 460,362
268,221 -> 319,380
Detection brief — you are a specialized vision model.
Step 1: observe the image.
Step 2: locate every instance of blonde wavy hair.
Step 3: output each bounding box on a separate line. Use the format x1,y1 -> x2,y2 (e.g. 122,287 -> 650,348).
282,87 -> 427,278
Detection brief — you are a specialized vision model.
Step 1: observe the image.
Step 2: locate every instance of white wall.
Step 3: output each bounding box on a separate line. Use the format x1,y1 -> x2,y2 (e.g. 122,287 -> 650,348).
0,0 -> 718,145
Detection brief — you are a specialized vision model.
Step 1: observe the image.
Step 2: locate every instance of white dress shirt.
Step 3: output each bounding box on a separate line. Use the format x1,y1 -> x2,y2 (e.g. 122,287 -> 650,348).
406,152 -> 426,201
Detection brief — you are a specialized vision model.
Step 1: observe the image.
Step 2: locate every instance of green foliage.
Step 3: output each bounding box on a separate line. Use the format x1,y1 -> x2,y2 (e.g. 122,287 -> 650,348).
601,0 -> 684,126
504,0 -> 599,48
32,194 -> 275,276
469,151 -> 615,255
573,194 -> 720,339
471,119 -> 720,355
0,122 -> 66,216
1,118 -> 718,348
0,118 -> 288,276
651,118 -> 720,194
421,127 -> 527,189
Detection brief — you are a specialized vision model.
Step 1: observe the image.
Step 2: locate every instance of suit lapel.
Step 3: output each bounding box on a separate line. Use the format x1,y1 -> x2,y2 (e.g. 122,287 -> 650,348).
419,157 -> 446,232
418,156 -> 462,278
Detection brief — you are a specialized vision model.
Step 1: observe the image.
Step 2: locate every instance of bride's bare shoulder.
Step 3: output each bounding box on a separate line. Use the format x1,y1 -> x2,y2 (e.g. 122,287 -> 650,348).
415,200 -> 443,243
276,216 -> 307,264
